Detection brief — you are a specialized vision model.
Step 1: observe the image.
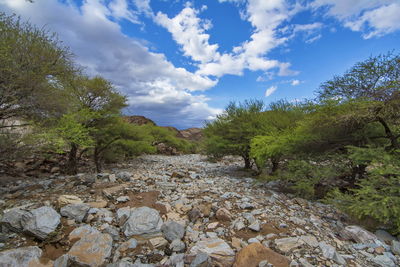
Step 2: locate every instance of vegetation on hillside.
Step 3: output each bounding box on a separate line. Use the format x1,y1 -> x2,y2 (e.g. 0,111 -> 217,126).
204,52 -> 400,233
0,13 -> 194,174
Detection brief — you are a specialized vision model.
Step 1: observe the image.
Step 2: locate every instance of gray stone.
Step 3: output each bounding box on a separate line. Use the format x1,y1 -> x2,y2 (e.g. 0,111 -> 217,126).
21,206 -> 61,240
116,171 -> 132,181
107,259 -> 136,267
190,252 -> 211,267
116,207 -> 131,225
190,238 -> 235,266
391,240 -> 400,255
0,246 -> 43,266
341,225 -> 377,243
0,208 -> 28,232
248,220 -> 261,231
122,207 -> 163,237
372,254 -> 396,267
60,203 -> 90,222
170,239 -> 186,252
54,254 -> 70,267
258,260 -> 273,267
319,241 -> 346,265
161,220 -> 185,242
104,225 -> 120,241
300,235 -> 318,247
375,230 -> 397,242
298,258 -> 313,267
274,237 -> 305,253
116,196 -> 130,203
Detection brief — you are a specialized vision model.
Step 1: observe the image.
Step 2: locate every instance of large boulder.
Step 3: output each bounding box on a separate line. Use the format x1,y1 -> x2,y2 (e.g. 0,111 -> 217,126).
21,206 -> 61,240
233,243 -> 289,267
0,246 -> 48,267
190,238 -> 235,267
60,203 -> 90,222
161,220 -> 185,242
122,207 -> 163,237
67,225 -> 113,267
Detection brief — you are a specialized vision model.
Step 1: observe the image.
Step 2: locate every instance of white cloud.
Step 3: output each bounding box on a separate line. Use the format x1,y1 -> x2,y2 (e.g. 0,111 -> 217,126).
265,86 -> 277,97
312,0 -> 399,38
0,0 -> 219,128
291,79 -> 300,86
154,4 -> 220,63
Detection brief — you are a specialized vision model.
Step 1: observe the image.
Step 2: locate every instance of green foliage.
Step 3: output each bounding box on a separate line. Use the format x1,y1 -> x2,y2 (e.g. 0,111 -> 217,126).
203,100 -> 266,168
327,147 -> 400,233
0,12 -> 75,123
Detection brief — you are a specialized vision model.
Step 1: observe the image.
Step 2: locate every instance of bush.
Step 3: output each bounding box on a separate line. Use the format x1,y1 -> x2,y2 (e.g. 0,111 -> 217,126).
326,147 -> 400,233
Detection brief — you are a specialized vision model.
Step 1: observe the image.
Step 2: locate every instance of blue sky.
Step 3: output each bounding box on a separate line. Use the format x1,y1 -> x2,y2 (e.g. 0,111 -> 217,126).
0,0 -> 399,129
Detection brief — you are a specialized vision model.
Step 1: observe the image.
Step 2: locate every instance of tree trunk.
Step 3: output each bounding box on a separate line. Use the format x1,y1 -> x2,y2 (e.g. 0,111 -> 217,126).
243,155 -> 251,169
65,143 -> 78,175
94,146 -> 102,173
271,157 -> 279,174
377,116 -> 400,149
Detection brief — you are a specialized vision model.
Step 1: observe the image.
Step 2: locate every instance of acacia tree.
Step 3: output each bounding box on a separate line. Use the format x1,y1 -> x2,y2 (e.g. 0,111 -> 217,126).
0,13 -> 75,126
204,100 -> 266,168
318,53 -> 400,150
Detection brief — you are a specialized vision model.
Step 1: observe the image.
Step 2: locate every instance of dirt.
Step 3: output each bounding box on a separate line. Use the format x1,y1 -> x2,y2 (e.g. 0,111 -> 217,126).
116,191 -> 167,215
234,223 -> 287,240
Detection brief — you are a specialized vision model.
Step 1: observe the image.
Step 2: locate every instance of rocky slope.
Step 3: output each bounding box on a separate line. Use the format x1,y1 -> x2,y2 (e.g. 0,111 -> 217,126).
0,154 -> 399,267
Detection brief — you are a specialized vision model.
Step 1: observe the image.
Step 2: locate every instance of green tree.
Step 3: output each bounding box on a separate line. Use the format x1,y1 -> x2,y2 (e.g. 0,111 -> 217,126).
0,13 -> 75,125
203,100 -> 265,168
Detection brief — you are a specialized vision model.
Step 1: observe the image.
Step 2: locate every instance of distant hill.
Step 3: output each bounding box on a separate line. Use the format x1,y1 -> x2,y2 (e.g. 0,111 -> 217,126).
124,116 -> 203,142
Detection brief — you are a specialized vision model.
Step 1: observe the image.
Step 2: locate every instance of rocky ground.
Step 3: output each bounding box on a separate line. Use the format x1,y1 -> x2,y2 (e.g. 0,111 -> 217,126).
0,154 -> 399,267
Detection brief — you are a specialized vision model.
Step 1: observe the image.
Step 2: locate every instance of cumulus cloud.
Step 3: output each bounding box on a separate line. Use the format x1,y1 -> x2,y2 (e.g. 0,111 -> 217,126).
312,0 -> 399,38
157,0 -> 299,78
154,3 -> 220,63
265,86 -> 277,97
0,0 -> 220,128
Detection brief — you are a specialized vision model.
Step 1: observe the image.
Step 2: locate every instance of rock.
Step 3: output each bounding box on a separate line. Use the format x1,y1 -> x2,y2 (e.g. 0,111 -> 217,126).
341,225 -> 377,243
57,195 -> 83,206
298,258 -> 313,267
88,199 -> 108,208
122,207 -> 163,237
149,237 -> 168,249
116,171 -> 132,181
104,225 -> 120,241
0,208 -> 28,232
372,254 -> 396,267
67,225 -> 113,267
116,196 -> 130,203
103,184 -> 126,198
161,220 -> 185,242
54,254 -> 70,267
60,203 -> 90,222
319,241 -> 346,265
216,208 -> 232,221
190,238 -> 235,267
170,238 -> 186,252
258,260 -> 273,267
0,246 -> 44,267
233,243 -> 289,267
300,235 -> 318,247
375,229 -> 397,242
274,237 -> 305,253
391,240 -> 400,255
190,252 -> 211,267
188,208 -> 202,223
248,220 -> 261,232
21,206 -> 61,240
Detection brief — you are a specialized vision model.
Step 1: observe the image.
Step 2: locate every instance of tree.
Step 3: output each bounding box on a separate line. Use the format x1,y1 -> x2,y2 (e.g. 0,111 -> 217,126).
318,53 -> 400,150
0,13 -> 75,126
203,100 -> 266,168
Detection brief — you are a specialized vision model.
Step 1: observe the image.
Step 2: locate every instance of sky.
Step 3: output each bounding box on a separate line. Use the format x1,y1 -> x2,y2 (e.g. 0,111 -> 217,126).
0,0 -> 399,129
